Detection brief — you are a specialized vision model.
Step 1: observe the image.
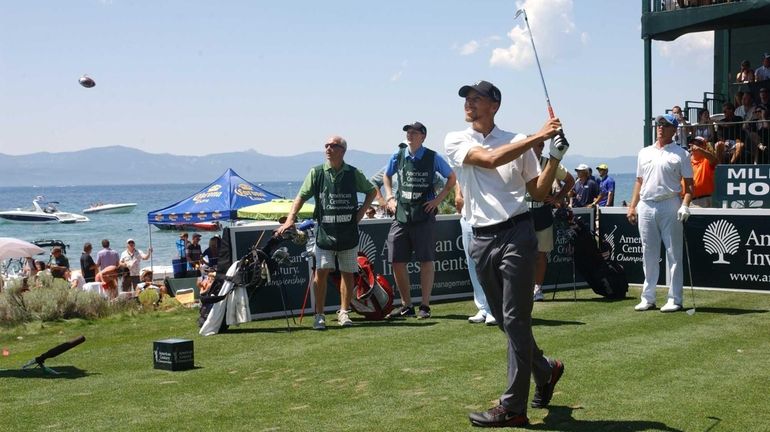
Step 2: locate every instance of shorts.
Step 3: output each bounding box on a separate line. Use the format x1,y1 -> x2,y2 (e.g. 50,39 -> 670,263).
387,219 -> 435,263
314,246 -> 358,273
536,225 -> 554,253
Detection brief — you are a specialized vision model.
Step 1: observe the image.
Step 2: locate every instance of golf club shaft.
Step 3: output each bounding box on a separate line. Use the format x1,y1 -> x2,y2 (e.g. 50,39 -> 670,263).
683,227 -> 696,309
520,10 -> 554,118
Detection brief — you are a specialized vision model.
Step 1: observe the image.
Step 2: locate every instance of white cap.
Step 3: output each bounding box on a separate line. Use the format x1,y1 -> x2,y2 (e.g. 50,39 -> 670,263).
575,163 -> 590,171
126,238 -> 135,244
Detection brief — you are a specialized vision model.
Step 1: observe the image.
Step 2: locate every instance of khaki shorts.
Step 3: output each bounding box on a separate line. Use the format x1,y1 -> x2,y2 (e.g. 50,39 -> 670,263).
315,246 -> 358,273
536,225 -> 554,253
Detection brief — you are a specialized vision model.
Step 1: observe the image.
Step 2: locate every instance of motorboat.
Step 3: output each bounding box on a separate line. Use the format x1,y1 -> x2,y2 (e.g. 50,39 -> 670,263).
0,197 -> 89,224
82,202 -> 137,214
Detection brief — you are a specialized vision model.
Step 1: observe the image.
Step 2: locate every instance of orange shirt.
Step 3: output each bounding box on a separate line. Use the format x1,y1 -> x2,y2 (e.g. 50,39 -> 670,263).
691,157 -> 715,197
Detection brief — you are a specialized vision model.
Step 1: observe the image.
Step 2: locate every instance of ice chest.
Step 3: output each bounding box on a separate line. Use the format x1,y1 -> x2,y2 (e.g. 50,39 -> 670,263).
153,338 -> 194,371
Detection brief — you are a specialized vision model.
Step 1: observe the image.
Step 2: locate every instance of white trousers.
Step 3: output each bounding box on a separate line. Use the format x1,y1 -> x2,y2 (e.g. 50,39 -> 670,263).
460,217 -> 490,314
637,198 -> 684,305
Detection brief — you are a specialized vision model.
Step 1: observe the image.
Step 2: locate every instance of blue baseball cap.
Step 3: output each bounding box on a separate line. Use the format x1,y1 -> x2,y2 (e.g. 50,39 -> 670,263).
656,114 -> 679,128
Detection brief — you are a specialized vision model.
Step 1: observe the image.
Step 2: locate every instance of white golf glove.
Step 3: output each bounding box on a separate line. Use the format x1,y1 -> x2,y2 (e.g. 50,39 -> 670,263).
677,205 -> 690,222
549,133 -> 569,160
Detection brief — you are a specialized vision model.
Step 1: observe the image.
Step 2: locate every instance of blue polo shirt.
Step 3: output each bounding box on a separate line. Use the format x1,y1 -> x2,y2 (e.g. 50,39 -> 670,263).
384,146 -> 453,200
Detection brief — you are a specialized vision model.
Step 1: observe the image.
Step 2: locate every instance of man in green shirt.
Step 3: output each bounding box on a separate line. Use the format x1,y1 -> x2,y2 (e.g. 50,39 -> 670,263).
277,135 -> 376,330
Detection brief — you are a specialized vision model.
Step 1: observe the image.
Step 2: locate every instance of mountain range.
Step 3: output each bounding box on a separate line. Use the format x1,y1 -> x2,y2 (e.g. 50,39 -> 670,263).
0,146 -> 637,186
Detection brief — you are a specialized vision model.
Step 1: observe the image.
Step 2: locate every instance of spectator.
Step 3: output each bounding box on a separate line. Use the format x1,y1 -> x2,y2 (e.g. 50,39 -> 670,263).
186,233 -> 203,273
176,232 -> 189,268
531,141 -> 575,302
755,53 -> 770,82
197,271 -> 216,295
694,108 -> 716,143
120,239 -> 153,289
34,260 -> 47,273
752,106 -> 770,164
736,60 -> 755,83
593,163 -> 616,207
23,257 -> 37,277
455,185 -> 496,325
137,270 -> 166,296
627,113 -> 693,313
49,246 -> 69,270
95,239 -> 120,271
80,242 -> 98,282
735,92 -> 757,122
382,121 -> 456,320
758,87 -> 769,110
364,205 -> 377,219
570,164 -> 599,208
687,136 -> 718,208
275,135 -> 376,330
202,236 -> 220,270
95,265 -> 119,299
671,105 -> 690,147
715,102 -> 749,164
67,269 -> 86,289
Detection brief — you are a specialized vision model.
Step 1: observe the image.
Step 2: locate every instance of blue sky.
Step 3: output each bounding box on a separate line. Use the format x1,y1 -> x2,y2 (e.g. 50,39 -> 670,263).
0,0 -> 714,158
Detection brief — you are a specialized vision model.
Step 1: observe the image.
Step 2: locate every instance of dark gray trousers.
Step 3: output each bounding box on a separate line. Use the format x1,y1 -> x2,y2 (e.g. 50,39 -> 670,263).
470,218 -> 553,415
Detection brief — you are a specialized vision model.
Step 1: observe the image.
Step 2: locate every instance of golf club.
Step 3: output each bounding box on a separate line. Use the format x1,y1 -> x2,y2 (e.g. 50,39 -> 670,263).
683,227 -> 696,315
514,8 -> 554,119
21,335 -> 86,374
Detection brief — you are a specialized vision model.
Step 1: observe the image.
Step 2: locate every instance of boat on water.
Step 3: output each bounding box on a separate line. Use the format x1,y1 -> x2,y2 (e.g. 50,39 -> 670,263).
152,221 -> 222,232
82,202 -> 137,214
0,197 -> 89,224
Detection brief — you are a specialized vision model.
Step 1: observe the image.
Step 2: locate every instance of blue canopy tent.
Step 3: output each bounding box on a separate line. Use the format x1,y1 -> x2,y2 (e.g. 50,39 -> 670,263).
147,168 -> 283,225
146,169 -> 283,276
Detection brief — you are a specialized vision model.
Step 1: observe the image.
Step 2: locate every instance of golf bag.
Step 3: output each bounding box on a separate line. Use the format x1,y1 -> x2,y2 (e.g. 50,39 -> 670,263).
331,252 -> 394,320
198,227 -> 288,332
569,212 -> 629,299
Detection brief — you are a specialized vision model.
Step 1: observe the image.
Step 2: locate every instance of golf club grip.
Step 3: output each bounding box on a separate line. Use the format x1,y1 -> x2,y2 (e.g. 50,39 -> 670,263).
547,104 -> 555,119
35,335 -> 86,362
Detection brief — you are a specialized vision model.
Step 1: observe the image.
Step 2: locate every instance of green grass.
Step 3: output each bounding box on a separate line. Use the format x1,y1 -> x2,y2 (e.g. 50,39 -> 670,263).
1,287 -> 769,432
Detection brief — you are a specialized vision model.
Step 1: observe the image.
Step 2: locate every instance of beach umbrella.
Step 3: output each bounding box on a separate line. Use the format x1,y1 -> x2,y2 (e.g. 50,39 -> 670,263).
0,237 -> 45,261
236,199 -> 315,221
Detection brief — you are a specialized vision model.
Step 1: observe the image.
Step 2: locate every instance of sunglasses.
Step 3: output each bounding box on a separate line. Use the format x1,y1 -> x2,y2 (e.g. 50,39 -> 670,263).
324,143 -> 344,150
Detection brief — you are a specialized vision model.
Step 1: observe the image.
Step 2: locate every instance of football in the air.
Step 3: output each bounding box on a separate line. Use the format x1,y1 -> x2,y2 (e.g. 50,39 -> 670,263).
79,75 -> 96,88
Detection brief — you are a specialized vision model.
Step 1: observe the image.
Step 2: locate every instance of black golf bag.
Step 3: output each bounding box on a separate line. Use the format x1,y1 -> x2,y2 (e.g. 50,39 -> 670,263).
566,211 -> 629,299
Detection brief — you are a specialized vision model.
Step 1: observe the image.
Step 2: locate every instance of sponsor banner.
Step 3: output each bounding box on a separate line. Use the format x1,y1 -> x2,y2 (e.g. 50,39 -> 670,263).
714,165 -> 770,208
683,209 -> 770,290
542,208 -> 592,289
599,208 -> 666,286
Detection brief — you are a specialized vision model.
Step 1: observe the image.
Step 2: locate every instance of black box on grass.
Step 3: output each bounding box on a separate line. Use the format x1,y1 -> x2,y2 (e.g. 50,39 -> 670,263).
153,338 -> 194,371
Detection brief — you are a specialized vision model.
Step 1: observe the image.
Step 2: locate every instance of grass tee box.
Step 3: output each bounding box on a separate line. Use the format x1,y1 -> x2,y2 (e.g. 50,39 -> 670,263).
153,338 -> 194,371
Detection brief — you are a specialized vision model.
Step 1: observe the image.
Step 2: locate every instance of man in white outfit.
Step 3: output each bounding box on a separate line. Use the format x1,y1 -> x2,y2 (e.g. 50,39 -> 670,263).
627,114 -> 694,313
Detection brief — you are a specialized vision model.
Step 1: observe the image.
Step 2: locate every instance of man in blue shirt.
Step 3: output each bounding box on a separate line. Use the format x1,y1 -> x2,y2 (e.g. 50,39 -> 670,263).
570,164 -> 599,208
593,163 -> 616,207
383,121 -> 456,319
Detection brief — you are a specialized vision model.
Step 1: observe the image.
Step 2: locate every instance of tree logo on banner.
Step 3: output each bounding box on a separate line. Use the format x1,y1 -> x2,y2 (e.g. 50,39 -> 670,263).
603,225 -> 618,260
358,230 -> 377,264
703,220 -> 741,264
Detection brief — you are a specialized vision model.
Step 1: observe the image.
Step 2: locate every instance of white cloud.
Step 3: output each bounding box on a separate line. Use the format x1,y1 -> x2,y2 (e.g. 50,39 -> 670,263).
658,31 -> 713,58
490,0 -> 579,70
460,40 -> 480,56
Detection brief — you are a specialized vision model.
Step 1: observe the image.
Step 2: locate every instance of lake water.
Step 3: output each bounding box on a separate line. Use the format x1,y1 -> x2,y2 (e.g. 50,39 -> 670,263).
0,174 -> 636,267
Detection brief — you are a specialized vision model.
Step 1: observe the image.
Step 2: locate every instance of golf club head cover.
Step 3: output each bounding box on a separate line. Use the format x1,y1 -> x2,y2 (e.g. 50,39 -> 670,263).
549,133 -> 569,160
677,205 -> 690,222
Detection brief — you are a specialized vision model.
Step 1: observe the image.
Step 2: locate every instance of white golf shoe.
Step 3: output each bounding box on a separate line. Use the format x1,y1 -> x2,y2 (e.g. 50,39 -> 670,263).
634,300 -> 656,311
468,310 -> 487,323
660,299 -> 683,313
485,314 -> 498,326
533,289 -> 545,302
